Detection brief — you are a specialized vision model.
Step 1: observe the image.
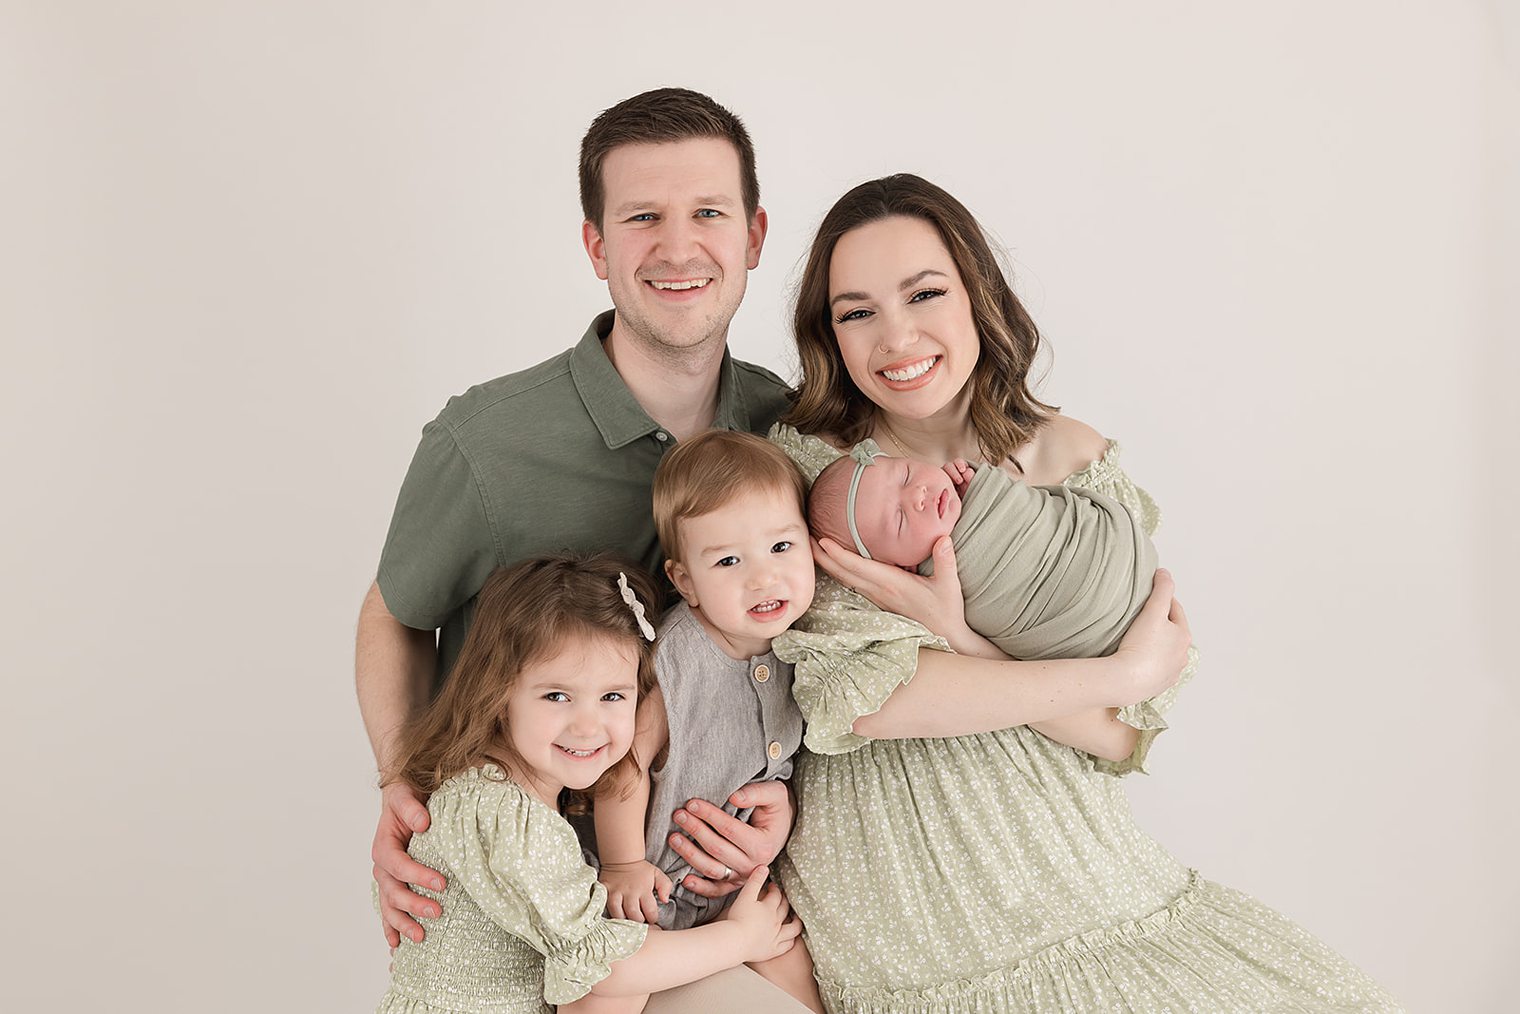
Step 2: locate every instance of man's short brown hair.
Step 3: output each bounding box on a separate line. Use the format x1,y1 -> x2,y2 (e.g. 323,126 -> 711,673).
579,87 -> 760,230
652,430 -> 806,563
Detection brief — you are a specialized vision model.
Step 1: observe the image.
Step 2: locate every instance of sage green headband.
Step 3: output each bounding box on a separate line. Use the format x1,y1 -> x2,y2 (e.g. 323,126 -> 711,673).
844,440 -> 885,560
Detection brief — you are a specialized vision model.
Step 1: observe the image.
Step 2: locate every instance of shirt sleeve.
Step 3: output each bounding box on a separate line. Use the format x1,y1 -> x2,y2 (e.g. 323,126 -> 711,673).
435,774 -> 648,1006
376,414 -> 501,631
1064,441 -> 1200,776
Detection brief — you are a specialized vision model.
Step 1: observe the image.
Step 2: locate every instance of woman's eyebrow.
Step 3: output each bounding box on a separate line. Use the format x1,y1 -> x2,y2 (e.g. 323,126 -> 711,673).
830,268 -> 950,307
898,269 -> 949,290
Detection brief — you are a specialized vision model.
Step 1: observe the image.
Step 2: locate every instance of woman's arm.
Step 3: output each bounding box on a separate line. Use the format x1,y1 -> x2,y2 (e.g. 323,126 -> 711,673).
936,611 -> 1141,762
815,537 -> 1190,741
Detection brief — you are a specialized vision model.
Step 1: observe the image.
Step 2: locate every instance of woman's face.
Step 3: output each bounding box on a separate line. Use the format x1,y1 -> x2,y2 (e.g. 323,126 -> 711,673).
827,215 -> 980,424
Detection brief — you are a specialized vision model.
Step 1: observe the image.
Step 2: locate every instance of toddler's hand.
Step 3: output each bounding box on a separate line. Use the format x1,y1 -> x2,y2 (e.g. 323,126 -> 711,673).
727,866 -> 802,963
942,458 -> 975,497
598,860 -> 672,924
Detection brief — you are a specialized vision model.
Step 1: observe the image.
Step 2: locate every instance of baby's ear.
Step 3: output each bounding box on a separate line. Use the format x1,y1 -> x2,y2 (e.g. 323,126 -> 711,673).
664,558 -> 697,606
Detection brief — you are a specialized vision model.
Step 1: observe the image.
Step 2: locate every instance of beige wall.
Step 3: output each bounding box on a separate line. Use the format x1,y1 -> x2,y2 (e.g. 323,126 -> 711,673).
3,2 -> 1514,1010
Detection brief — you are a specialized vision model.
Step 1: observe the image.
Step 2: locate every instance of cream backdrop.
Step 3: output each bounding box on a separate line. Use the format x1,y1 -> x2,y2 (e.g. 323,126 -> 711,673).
4,2 -> 1516,1011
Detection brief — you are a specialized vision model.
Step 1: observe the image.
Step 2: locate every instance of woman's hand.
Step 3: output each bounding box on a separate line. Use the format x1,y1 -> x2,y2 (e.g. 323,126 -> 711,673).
1111,568 -> 1191,705
599,859 -> 673,924
725,867 -> 802,963
813,534 -> 971,641
372,782 -> 445,947
666,781 -> 794,898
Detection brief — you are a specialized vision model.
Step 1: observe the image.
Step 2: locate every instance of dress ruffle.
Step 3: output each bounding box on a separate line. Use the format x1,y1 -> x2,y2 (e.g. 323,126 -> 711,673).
820,874 -> 1400,1014
542,917 -> 648,1005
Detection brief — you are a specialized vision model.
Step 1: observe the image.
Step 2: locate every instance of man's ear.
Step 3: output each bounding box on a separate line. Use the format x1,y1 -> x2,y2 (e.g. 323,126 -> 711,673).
745,205 -> 768,270
582,219 -> 610,280
664,558 -> 697,607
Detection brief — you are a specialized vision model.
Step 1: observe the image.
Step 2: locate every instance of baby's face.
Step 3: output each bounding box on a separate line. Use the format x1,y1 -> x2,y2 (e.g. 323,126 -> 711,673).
852,455 -> 961,567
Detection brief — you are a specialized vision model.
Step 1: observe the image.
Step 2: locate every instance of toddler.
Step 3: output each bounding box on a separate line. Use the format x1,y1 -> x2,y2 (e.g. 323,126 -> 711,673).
593,430 -> 825,1012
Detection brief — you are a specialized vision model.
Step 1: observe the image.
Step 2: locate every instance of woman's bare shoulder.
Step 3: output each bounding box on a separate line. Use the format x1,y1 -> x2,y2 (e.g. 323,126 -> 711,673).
1021,413 -> 1110,481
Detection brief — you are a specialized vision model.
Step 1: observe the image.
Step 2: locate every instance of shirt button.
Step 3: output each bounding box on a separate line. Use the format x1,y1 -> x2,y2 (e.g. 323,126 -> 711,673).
655,431 -> 668,442
768,741 -> 782,760
753,664 -> 770,683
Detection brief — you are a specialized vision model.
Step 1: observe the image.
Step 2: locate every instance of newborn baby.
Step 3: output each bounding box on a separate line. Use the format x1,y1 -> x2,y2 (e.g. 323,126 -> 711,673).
808,440 -> 1158,661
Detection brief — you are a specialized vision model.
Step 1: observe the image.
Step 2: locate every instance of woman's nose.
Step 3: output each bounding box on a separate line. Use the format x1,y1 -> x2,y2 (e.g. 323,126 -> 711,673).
877,311 -> 919,354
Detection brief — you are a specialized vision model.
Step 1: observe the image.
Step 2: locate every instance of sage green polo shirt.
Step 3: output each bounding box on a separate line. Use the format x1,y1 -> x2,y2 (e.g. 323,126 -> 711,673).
376,310 -> 792,683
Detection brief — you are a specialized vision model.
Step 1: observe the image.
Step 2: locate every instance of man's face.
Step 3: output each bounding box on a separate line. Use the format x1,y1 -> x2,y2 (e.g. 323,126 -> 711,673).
583,137 -> 767,356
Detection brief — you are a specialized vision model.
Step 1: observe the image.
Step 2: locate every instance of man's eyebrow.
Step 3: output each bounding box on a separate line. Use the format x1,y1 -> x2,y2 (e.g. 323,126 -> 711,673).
610,194 -> 736,218
830,269 -> 951,307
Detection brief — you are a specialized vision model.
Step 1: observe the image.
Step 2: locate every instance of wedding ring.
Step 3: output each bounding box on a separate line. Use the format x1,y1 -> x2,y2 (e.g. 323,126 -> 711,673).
720,865 -> 733,881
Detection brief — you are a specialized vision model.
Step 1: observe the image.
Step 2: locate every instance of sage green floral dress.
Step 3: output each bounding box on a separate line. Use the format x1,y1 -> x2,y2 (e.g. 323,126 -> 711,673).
769,424 -> 1399,1014
376,766 -> 647,1014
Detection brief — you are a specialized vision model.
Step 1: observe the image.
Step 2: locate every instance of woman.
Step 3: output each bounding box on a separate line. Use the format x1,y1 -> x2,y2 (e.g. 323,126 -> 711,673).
769,175 -> 1399,1012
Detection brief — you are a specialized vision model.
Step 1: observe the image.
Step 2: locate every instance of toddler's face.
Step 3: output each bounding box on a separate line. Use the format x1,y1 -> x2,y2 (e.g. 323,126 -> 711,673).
667,486 -> 816,660
851,455 -> 961,567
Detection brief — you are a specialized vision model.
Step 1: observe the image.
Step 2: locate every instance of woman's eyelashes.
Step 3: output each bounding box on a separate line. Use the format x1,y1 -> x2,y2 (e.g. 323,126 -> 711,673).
833,288 -> 948,324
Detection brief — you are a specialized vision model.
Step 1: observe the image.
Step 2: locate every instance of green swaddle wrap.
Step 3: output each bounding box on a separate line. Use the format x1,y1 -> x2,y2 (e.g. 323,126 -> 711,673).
923,464 -> 1158,660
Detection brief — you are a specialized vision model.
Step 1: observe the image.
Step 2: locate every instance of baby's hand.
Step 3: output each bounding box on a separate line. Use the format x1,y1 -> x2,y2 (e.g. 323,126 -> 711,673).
598,860 -> 672,924
943,458 -> 975,497
725,866 -> 802,963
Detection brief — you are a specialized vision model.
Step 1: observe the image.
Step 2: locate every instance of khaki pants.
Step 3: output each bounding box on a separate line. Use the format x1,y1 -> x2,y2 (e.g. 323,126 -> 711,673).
642,965 -> 813,1013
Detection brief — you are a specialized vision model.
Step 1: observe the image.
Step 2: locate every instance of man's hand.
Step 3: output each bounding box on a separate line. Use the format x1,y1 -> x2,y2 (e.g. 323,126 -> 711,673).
372,781 -> 445,947
667,780 -> 794,898
598,859 -> 673,924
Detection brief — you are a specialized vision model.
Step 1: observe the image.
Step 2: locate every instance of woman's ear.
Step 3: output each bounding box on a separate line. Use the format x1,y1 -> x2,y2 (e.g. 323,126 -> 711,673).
665,558 -> 697,607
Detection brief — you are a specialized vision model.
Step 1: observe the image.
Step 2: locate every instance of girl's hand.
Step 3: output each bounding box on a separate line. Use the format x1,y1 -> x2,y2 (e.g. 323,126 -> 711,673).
813,534 -> 971,641
942,458 -> 975,497
1111,569 -> 1191,705
726,866 -> 802,963
598,859 -> 673,924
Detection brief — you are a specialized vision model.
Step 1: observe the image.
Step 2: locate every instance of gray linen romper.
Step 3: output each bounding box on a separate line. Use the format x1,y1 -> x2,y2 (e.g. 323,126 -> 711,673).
644,601 -> 803,930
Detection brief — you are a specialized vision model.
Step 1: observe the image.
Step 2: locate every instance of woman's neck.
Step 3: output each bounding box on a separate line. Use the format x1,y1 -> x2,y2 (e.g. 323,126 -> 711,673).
871,395 -> 983,464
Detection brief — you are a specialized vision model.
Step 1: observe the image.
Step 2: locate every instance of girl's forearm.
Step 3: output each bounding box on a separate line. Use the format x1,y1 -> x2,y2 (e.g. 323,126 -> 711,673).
853,649 -> 1124,740
591,923 -> 747,996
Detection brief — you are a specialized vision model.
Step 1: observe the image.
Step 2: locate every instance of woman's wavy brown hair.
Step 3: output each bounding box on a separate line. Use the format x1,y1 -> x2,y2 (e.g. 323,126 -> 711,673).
383,553 -> 662,809
782,174 -> 1055,467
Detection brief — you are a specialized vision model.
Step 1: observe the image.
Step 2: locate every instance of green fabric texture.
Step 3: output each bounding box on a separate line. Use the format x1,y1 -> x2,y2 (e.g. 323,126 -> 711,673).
376,766 -> 648,1013
768,423 -> 1397,1014
930,465 -> 1158,663
376,311 -> 791,681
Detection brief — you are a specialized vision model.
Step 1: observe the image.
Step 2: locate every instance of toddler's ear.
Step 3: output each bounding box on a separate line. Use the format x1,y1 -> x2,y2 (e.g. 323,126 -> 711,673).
665,558 -> 698,607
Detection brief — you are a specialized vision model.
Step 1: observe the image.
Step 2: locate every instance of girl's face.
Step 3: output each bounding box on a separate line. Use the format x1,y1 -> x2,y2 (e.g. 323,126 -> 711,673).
505,634 -> 640,806
828,215 -> 981,425
666,486 -> 816,661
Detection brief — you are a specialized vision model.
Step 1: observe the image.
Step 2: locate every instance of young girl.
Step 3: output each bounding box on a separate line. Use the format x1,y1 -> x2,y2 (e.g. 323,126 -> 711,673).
375,552 -> 800,1014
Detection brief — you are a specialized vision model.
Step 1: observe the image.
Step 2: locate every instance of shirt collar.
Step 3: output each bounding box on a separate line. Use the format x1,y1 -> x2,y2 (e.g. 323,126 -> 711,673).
570,310 -> 753,449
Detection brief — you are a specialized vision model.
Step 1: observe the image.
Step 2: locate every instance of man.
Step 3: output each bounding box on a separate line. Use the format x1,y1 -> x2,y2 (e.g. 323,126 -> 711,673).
356,89 -> 801,1006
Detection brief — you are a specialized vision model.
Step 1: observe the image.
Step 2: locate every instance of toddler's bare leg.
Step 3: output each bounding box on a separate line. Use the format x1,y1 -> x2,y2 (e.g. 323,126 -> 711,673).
557,992 -> 649,1014
746,937 -> 824,1014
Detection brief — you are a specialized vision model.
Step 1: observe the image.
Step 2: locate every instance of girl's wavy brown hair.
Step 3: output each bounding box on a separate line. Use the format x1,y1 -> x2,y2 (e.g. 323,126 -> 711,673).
383,553 -> 661,809
782,174 -> 1055,467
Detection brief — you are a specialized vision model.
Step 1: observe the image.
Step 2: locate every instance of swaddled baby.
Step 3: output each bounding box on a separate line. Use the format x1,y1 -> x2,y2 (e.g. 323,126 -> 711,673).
808,440 -> 1157,661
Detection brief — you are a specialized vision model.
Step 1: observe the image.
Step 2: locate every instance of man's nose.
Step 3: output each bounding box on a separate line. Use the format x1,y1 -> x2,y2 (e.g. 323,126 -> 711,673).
653,215 -> 701,263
